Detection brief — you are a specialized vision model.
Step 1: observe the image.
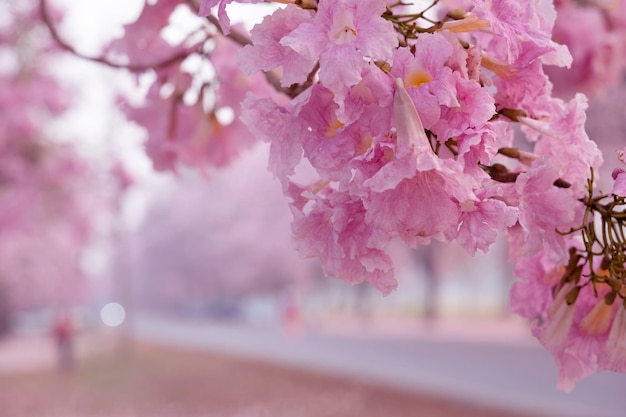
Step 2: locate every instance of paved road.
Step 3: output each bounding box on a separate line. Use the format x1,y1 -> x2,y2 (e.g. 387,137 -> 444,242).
134,316 -> 626,417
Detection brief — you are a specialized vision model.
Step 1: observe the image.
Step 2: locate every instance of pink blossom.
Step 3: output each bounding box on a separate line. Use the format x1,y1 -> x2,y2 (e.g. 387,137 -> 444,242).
430,76 -> 496,141
455,121 -> 512,175
599,305 -> 626,373
488,52 -> 555,114
390,34 -> 459,129
509,250 -> 566,319
241,95 -> 305,183
365,173 -> 462,248
525,94 -> 603,196
290,189 -> 397,294
280,0 -> 397,107
520,94 -> 602,193
456,196 -> 518,255
239,5 -> 316,87
540,283 -> 614,391
469,0 -> 571,66
514,160 -> 579,261
611,168 -> 626,197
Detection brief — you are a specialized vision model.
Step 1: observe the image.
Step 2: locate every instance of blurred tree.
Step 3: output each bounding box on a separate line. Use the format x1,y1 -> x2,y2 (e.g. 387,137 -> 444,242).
125,145 -> 315,315
0,1 -> 121,327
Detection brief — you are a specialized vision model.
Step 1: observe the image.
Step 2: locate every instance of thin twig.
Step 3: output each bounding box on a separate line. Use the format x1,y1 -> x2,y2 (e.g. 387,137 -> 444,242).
40,0 -> 203,73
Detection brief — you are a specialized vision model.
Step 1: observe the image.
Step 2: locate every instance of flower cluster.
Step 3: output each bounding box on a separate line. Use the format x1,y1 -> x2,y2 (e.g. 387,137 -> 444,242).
241,0 -> 599,287
237,0 -> 614,388
39,0 -> 626,388
511,148 -> 626,391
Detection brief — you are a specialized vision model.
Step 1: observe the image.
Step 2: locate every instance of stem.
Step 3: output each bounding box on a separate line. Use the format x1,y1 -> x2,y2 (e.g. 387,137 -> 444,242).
40,0 -> 204,72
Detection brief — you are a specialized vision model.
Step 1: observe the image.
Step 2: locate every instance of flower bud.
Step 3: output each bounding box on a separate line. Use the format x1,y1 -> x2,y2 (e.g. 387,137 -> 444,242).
447,9 -> 467,20
393,78 -> 431,157
565,286 -> 580,305
580,292 -> 617,336
498,108 -> 527,122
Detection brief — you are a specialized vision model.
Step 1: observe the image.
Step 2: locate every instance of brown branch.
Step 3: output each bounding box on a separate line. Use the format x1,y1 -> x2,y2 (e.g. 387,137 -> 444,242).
39,0 -> 203,73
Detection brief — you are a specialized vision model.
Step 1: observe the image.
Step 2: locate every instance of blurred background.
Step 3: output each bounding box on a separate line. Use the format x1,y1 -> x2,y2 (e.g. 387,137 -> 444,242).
0,1 -> 625,417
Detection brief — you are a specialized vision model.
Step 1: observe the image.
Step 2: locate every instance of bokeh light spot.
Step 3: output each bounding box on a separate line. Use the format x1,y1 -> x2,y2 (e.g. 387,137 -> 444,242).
100,302 -> 126,327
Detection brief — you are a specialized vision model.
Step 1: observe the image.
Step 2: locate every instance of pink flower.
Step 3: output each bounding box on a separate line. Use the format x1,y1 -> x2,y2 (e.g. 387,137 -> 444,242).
525,94 -> 603,196
361,80 -> 471,247
241,95 -> 305,183
599,305 -> 626,373
538,282 -> 577,353
430,76 -> 496,141
514,160 -> 579,260
390,34 -> 459,129
509,251 -> 565,319
290,188 -> 397,294
365,172 -> 462,247
239,5 -> 316,86
469,0 -> 571,66
611,168 -> 626,197
456,196 -> 518,255
280,0 -> 397,106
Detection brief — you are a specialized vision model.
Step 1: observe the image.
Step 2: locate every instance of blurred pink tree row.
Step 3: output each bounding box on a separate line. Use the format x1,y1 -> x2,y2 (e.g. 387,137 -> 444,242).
0,2 -> 124,331
125,147 -> 314,313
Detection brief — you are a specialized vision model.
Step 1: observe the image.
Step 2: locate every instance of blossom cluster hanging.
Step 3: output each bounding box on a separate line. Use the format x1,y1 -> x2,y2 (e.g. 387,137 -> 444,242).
235,0 -> 616,389
39,0 -> 626,389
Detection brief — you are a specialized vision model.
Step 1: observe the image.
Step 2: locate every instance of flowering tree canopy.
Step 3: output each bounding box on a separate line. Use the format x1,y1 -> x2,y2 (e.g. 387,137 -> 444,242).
30,0 -> 626,390
127,146 -> 313,310
0,2 -> 121,314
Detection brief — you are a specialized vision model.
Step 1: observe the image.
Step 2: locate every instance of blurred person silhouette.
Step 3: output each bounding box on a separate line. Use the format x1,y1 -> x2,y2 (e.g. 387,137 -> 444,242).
279,286 -> 302,336
52,310 -> 74,370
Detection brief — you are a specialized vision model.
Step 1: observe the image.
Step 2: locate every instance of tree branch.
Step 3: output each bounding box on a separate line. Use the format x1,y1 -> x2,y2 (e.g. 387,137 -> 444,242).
39,0 -> 203,73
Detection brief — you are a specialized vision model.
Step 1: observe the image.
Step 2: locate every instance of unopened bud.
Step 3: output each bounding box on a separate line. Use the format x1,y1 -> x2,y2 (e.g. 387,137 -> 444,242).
374,60 -> 391,73
489,163 -> 508,174
601,255 -> 611,271
498,147 -> 518,158
499,108 -> 527,122
604,291 -> 617,305
565,265 -> 583,284
447,9 -> 467,20
565,286 -> 581,305
607,277 -> 623,293
553,178 -> 571,189
296,0 -> 317,10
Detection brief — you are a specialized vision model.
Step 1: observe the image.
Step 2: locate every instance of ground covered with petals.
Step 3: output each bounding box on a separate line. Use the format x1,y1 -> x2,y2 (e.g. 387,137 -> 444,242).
0,343 -> 543,417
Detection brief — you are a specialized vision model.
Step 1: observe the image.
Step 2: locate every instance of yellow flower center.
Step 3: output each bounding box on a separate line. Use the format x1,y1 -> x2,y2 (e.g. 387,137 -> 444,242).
405,69 -> 433,89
